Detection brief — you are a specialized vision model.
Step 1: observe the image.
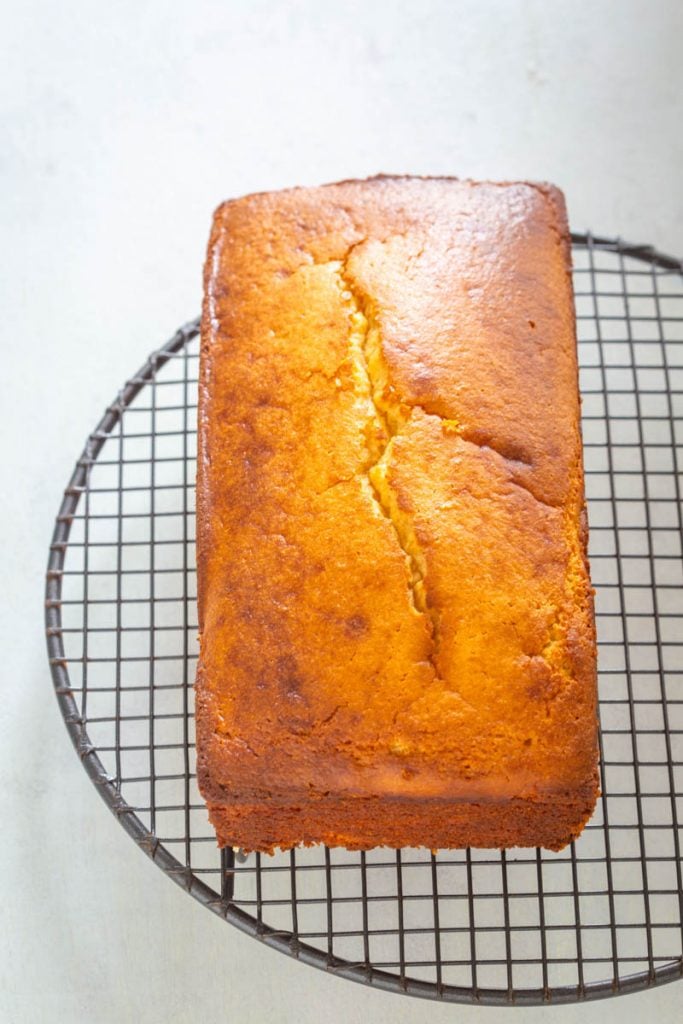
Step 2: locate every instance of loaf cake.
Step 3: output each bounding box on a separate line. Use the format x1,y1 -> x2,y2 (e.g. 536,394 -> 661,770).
196,176 -> 599,853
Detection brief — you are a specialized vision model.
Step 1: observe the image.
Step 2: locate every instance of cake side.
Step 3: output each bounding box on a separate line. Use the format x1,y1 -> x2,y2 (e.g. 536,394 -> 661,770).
196,176 -> 598,852
206,789 -> 598,854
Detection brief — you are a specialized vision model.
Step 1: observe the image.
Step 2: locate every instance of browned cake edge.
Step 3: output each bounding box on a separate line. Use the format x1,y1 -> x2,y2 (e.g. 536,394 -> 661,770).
205,789 -> 598,853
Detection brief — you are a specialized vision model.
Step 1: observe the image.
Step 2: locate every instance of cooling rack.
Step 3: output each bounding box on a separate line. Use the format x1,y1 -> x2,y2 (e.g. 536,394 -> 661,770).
45,233 -> 683,1006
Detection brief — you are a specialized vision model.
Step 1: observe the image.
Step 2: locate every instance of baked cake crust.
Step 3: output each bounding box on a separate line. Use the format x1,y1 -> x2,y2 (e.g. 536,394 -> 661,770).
196,176 -> 599,852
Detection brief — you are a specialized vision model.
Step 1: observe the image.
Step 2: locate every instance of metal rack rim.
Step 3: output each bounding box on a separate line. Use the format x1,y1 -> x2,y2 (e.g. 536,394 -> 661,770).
45,237 -> 683,1006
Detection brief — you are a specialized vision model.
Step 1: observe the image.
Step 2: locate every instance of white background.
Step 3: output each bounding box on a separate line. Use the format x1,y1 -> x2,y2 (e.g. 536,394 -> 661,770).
2,1 -> 682,1021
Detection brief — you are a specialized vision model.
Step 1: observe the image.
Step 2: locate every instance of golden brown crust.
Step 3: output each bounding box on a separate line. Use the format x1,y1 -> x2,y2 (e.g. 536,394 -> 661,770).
196,176 -> 599,852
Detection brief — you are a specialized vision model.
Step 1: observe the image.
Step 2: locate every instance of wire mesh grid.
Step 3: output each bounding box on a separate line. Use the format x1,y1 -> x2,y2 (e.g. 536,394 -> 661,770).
45,234 -> 683,1005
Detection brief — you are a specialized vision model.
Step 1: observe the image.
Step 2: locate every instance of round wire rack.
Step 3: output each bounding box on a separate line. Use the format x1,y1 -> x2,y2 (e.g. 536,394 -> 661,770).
46,233 -> 683,1006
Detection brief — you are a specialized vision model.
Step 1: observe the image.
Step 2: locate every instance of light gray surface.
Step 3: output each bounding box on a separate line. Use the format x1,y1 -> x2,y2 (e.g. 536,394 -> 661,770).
2,1 -> 682,1021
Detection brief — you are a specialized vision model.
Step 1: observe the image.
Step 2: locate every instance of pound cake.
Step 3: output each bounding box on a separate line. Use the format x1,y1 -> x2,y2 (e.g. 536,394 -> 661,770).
196,176 -> 599,853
